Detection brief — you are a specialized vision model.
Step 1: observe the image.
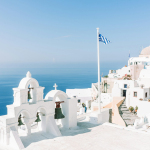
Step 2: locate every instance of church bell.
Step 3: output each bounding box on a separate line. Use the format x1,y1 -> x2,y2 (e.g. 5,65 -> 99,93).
35,113 -> 41,122
28,91 -> 32,99
18,115 -> 24,126
55,108 -> 65,119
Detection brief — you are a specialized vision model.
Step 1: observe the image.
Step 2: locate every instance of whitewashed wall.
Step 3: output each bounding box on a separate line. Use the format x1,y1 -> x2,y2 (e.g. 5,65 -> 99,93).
126,87 -> 149,108
137,101 -> 150,117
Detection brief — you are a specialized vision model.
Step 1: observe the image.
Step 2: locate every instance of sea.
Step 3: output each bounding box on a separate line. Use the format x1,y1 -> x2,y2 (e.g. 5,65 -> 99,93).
0,62 -> 125,115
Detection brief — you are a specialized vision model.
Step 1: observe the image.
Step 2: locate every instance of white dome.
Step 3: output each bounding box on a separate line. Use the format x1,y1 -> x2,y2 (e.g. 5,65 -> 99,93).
18,72 -> 39,89
140,46 -> 150,55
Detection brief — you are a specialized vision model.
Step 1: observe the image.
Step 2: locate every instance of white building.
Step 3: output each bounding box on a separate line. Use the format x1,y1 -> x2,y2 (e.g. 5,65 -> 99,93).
0,72 -> 77,150
66,88 -> 92,110
109,46 -> 150,118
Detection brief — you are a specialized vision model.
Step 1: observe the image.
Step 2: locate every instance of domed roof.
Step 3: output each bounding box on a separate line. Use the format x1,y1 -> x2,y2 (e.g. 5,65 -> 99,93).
18,71 -> 39,89
140,46 -> 150,55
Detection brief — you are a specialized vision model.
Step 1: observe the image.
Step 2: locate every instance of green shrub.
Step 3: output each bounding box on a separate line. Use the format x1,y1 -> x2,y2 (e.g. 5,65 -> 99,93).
129,106 -> 134,111
82,103 -> 86,107
104,75 -> 108,78
135,106 -> 138,110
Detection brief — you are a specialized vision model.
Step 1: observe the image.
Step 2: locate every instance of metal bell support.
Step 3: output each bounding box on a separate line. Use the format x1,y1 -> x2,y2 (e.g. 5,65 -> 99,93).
55,101 -> 65,119
35,112 -> 41,123
18,115 -> 24,126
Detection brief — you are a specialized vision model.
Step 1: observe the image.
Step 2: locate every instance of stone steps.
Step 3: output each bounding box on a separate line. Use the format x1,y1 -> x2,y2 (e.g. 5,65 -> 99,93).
119,100 -> 140,126
120,108 -> 129,111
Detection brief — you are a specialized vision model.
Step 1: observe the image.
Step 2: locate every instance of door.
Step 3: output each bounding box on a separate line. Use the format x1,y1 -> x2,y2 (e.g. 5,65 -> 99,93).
123,90 -> 126,97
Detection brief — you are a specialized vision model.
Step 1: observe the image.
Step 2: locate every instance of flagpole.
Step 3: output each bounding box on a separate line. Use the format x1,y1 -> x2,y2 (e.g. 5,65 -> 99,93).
96,28 -> 101,113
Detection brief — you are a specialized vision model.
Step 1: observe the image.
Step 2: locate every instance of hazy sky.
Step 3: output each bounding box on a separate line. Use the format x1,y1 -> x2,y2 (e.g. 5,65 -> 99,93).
0,0 -> 150,65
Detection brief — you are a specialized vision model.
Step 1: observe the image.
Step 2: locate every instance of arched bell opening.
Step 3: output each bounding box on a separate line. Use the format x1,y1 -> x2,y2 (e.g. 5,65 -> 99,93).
27,82 -> 36,104
54,95 -> 66,129
32,107 -> 47,133
17,111 -> 30,137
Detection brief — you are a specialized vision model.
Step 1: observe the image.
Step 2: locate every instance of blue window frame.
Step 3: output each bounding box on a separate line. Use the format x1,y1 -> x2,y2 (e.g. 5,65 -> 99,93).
124,84 -> 127,88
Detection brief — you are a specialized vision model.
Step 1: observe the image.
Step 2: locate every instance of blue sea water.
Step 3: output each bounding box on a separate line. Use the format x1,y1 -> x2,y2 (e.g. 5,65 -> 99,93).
0,62 -> 125,115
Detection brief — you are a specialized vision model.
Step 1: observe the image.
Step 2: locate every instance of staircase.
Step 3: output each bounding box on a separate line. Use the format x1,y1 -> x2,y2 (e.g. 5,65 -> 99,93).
119,100 -> 140,126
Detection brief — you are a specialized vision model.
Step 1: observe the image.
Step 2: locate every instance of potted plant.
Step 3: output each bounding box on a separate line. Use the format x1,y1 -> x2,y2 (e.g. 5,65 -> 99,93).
129,106 -> 134,112
135,106 -> 138,112
139,98 -> 143,101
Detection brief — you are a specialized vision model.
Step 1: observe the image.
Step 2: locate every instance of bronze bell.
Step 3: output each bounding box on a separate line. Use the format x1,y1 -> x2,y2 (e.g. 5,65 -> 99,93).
55,101 -> 65,119
28,91 -> 32,99
35,113 -> 41,122
55,108 -> 65,119
28,87 -> 34,99
18,115 -> 24,126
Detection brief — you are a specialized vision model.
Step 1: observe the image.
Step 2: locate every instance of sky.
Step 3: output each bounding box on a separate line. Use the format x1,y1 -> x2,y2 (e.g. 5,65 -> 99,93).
0,0 -> 150,67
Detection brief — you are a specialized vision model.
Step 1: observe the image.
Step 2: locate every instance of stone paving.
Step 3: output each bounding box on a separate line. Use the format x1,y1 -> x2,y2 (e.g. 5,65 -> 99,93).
119,100 -> 139,126
1,121 -> 150,150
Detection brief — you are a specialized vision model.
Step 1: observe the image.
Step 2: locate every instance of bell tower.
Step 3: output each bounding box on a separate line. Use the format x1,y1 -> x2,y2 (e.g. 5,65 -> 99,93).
13,71 -> 45,106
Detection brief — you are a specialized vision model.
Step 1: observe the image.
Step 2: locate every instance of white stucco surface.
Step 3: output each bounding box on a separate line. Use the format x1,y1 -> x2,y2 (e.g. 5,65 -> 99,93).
66,88 -> 92,104
1,121 -> 150,150
0,72 -> 77,149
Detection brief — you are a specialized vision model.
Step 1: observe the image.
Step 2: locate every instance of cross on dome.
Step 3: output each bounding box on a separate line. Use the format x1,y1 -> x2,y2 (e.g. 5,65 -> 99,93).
53,83 -> 58,90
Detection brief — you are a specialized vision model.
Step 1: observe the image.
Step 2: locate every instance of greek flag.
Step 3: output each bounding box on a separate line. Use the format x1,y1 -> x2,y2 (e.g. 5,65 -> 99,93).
99,34 -> 110,44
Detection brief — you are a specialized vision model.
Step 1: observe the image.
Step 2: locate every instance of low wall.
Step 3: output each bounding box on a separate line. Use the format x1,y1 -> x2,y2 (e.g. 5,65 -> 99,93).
112,103 -> 126,127
103,97 -> 126,127
89,108 -> 110,124
137,101 -> 150,117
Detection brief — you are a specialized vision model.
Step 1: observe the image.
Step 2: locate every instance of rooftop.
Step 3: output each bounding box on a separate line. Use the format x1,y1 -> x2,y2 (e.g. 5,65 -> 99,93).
2,121 -> 150,150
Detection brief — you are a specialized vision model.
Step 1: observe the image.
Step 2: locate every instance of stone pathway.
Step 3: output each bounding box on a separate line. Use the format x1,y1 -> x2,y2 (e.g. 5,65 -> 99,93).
1,121 -> 150,150
119,100 -> 139,126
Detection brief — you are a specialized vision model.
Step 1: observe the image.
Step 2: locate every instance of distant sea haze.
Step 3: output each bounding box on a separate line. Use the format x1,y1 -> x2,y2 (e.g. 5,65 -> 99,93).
0,61 -> 126,115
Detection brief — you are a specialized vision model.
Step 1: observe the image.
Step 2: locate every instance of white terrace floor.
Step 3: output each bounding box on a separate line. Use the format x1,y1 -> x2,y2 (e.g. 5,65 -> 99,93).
1,121 -> 150,150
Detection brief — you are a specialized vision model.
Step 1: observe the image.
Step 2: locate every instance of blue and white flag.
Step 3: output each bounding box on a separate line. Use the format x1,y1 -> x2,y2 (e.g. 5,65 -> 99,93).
99,34 -> 110,44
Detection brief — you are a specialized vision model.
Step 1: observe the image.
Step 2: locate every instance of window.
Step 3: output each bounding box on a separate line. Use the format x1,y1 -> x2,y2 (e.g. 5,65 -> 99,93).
134,92 -> 137,97
124,84 -> 127,88
145,92 -> 147,98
